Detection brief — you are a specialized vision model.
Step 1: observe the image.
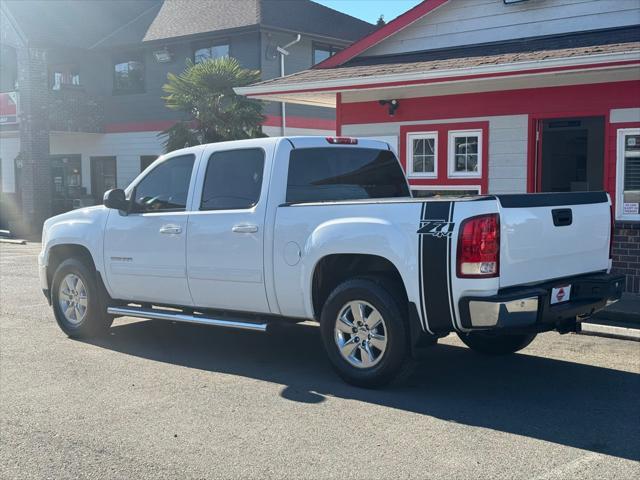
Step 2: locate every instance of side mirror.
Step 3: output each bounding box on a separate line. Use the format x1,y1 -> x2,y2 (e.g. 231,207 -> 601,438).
103,189 -> 128,211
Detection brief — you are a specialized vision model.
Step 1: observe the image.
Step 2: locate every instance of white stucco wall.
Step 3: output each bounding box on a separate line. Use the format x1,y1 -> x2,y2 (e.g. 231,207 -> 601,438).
0,133 -> 20,193
50,131 -> 165,194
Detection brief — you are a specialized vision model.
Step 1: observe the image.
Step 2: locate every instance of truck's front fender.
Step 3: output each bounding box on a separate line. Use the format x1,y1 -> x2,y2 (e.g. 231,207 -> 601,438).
40,207 -> 109,280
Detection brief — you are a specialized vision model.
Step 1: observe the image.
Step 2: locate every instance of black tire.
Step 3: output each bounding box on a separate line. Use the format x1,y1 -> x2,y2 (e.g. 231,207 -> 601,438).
320,277 -> 409,388
51,258 -> 113,338
457,331 -> 536,355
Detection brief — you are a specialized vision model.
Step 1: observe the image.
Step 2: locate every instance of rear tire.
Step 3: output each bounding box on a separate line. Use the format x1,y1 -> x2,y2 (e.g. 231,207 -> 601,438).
51,258 -> 112,338
457,331 -> 536,355
320,277 -> 409,388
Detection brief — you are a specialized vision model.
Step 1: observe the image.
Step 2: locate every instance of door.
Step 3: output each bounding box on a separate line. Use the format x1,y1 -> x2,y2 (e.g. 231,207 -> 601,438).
536,117 -> 604,193
186,147 -> 270,313
103,153 -> 197,305
50,155 -> 82,214
90,156 -> 117,203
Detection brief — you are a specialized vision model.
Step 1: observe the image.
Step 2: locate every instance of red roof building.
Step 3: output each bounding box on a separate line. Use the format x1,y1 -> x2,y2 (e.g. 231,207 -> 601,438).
238,0 -> 640,293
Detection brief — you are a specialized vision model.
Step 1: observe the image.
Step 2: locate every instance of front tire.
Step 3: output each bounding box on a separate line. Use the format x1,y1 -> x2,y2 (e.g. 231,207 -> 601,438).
51,258 -> 112,338
457,331 -> 536,355
320,278 -> 409,388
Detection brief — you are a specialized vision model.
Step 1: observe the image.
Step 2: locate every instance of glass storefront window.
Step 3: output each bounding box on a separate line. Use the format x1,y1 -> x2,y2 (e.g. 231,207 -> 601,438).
616,128 -> 640,221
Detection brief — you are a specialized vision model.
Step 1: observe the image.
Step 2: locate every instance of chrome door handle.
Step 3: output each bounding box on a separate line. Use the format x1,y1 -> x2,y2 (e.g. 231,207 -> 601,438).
232,224 -> 258,234
159,225 -> 182,235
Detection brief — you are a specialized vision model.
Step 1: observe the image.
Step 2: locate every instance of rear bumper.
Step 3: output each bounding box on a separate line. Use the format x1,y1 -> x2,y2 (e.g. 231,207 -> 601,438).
458,272 -> 625,332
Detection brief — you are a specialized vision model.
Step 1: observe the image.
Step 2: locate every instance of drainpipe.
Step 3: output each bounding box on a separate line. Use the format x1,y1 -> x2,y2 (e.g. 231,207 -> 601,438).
277,34 -> 301,136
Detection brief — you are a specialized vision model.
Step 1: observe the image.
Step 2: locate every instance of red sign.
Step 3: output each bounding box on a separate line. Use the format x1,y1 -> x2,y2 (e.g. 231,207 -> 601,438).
555,287 -> 566,303
0,92 -> 18,125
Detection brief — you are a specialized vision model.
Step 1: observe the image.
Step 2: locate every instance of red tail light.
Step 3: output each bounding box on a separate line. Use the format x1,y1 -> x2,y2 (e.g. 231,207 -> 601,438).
457,213 -> 500,278
326,136 -> 358,144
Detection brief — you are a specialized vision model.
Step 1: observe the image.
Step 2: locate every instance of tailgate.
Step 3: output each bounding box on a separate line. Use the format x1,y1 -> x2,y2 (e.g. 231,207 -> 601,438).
497,192 -> 611,288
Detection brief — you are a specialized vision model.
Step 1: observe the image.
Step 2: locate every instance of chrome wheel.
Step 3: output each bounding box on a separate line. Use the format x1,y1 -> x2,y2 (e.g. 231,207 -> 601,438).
334,300 -> 388,369
58,273 -> 88,325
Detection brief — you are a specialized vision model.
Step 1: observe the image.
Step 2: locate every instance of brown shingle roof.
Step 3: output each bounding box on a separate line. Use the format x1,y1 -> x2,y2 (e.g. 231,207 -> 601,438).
244,41 -> 640,90
4,0 -> 374,49
142,0 -> 374,43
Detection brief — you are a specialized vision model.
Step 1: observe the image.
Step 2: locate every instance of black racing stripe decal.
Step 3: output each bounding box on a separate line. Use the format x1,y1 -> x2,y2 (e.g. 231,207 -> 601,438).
421,201 -> 455,333
446,202 -> 458,330
417,202 -> 431,333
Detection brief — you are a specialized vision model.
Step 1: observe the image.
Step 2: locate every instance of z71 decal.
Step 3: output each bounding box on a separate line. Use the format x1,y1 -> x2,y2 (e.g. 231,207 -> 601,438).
417,220 -> 455,238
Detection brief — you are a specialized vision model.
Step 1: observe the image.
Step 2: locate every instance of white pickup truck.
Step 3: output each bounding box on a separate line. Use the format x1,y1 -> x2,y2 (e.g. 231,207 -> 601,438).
39,136 -> 623,387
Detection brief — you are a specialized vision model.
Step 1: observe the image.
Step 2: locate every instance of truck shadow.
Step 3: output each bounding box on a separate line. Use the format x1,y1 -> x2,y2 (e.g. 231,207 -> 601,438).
86,319 -> 640,461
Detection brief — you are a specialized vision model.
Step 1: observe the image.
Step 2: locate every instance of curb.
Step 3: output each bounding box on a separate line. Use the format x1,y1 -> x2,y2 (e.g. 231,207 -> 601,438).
0,238 -> 27,245
580,322 -> 640,342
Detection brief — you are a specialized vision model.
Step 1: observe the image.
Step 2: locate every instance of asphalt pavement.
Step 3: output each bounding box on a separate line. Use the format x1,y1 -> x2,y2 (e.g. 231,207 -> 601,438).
1,243 -> 639,479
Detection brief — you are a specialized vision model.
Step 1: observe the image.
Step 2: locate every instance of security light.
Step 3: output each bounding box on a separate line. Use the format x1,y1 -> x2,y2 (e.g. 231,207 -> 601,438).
379,99 -> 399,116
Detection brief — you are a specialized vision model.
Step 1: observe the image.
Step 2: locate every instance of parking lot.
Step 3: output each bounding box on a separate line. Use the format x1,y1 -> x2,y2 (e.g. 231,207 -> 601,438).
1,242 -> 639,479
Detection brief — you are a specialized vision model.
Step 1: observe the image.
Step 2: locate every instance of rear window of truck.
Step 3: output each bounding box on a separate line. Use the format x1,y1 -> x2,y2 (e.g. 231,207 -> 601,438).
286,147 -> 410,203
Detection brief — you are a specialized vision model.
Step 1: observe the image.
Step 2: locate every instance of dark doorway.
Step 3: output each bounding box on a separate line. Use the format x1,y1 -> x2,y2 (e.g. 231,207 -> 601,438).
91,156 -> 117,203
539,116 -> 604,192
51,154 -> 83,215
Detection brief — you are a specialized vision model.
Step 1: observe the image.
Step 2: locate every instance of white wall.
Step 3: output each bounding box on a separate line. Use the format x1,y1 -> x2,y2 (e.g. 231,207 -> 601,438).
4,128 -> 336,196
610,107 -> 640,124
343,114 -> 529,194
50,131 -> 164,194
262,126 -> 334,137
0,133 -> 19,193
366,0 -> 640,57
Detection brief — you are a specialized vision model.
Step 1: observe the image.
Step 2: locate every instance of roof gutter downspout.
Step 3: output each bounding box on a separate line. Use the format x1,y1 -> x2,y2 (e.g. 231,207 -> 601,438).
277,34 -> 301,136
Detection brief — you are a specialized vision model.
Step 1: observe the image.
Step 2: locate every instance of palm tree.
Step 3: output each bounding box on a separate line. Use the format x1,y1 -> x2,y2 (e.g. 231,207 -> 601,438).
161,57 -> 264,152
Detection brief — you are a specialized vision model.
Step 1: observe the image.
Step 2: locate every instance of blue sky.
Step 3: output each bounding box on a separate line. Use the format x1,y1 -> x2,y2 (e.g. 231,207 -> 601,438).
314,0 -> 423,24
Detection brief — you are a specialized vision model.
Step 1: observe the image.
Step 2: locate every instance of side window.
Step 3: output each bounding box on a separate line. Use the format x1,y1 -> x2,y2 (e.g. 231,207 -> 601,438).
448,130 -> 482,178
407,132 -> 437,178
132,154 -> 195,213
113,56 -> 145,94
200,148 -> 264,211
194,43 -> 230,63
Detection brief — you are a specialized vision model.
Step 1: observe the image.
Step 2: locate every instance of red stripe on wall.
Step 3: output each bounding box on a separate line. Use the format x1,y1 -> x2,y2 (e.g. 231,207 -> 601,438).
340,81 -> 640,125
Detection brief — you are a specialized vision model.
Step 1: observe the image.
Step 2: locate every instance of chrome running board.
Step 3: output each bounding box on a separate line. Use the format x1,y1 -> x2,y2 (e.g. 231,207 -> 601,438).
107,306 -> 268,332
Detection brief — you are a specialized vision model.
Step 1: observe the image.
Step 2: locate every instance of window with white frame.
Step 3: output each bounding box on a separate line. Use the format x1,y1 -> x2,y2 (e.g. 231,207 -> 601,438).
411,185 -> 481,198
448,130 -> 482,177
407,132 -> 437,178
616,128 -> 640,220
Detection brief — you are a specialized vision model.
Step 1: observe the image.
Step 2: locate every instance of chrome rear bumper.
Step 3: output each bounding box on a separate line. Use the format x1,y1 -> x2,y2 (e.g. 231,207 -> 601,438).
459,272 -> 625,332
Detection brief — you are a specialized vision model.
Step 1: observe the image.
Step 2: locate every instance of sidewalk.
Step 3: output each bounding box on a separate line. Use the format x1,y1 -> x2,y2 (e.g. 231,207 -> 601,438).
582,293 -> 640,341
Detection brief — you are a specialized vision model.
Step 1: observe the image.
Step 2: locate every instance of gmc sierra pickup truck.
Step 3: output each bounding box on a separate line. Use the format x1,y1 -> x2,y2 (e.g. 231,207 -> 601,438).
39,136 -> 623,387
